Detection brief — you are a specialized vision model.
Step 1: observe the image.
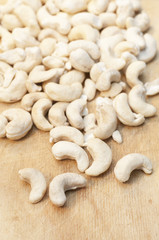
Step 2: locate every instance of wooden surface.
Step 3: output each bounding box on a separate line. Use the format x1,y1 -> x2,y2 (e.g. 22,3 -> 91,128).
1,1 -> 159,239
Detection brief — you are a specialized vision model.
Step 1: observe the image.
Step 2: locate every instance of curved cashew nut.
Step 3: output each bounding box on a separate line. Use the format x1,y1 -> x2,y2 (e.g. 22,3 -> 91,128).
0,114 -> 8,137
26,79 -> 42,93
32,98 -> 53,131
125,27 -> 146,50
138,33 -> 157,63
90,62 -> 106,82
113,93 -> 145,126
0,61 -> 16,88
100,26 -> 122,38
29,65 -> 64,84
85,138 -> 112,176
70,49 -> 94,73
0,70 -> 27,103
14,47 -> 42,73
145,79 -> 159,96
93,98 -> 117,140
83,79 -> 96,101
114,153 -> 153,182
100,82 -> 125,98
1,14 -> 23,32
84,113 -> 96,132
107,1 -> 117,13
128,85 -> 156,117
0,26 -> 15,51
37,6 -> 71,35
99,13 -> 116,28
116,0 -> 134,28
59,70 -> 85,85
54,0 -> 87,13
126,12 -> 150,32
44,82 -> 82,102
66,99 -> 87,130
121,51 -> 137,71
42,56 -> 66,69
50,126 -> 84,146
19,168 -> 47,203
39,38 -> 56,58
87,0 -> 109,14
126,61 -> 146,88
38,28 -> 68,43
22,0 -> 42,12
52,141 -> 89,172
71,12 -> 102,29
48,102 -> 69,127
114,41 -> 139,57
69,40 -> 100,60
68,24 -> 100,43
0,48 -> 25,65
1,108 -> 33,140
45,0 -> 59,15
49,173 -> 86,207
21,92 -> 49,112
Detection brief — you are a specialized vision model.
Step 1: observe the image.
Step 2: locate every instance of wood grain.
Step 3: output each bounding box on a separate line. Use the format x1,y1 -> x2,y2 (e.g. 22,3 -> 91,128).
0,1 -> 159,239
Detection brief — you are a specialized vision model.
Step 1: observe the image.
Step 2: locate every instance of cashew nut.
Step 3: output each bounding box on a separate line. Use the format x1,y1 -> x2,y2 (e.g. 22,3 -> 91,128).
90,62 -> 106,82
99,13 -> 116,28
71,12 -> 102,29
45,0 -> 59,15
145,79 -> 159,96
126,12 -> 150,32
19,168 -> 47,203
48,102 -> 69,127
49,173 -> 86,207
54,0 -> 87,14
42,56 -> 65,69
22,0 -> 42,12
87,0 -> 109,14
0,26 -> 15,52
112,130 -> 122,144
0,61 -> 16,88
125,27 -> 146,50
38,28 -> 68,43
114,41 -> 139,57
114,153 -> 153,182
1,13 -> 23,31
113,93 -> 145,126
85,138 -> 112,176
107,1 -> 117,13
50,126 -> 84,146
0,48 -> 25,65
59,70 -> 85,85
100,82 -> 125,98
0,114 -> 8,137
116,0 -> 134,28
39,38 -> 56,58
128,85 -> 156,117
83,79 -> 96,101
1,108 -> 33,140
32,98 -> 53,131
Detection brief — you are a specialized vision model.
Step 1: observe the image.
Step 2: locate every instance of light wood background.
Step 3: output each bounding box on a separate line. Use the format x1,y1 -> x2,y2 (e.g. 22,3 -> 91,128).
0,0 -> 159,239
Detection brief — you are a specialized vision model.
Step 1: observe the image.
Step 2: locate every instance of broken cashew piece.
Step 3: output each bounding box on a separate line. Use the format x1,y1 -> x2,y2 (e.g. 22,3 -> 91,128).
112,130 -> 123,144
85,138 -> 112,176
114,153 -> 153,182
48,102 -> 69,127
49,173 -> 86,207
50,126 -> 84,146
19,168 -> 47,203
52,141 -> 89,172
83,79 -> 96,101
128,85 -> 156,117
0,114 -> 8,138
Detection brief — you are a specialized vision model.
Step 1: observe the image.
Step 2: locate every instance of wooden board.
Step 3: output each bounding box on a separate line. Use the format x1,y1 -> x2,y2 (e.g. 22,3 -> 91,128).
0,0 -> 159,239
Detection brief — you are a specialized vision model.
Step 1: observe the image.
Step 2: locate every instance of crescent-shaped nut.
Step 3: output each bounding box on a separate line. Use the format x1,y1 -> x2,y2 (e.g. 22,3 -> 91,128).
2,108 -> 33,140
39,38 -> 56,58
100,82 -> 124,98
0,26 -> 15,51
19,168 -> 47,203
70,48 -> 95,72
116,0 -> 134,28
126,12 -> 150,32
42,56 -> 65,69
90,62 -> 106,82
44,82 -> 83,102
114,41 -> 139,57
48,102 -> 69,127
54,0 -> 87,13
1,13 -> 23,32
87,0 -> 109,15
71,12 -> 102,29
99,13 -> 116,28
93,97 -> 117,140
38,28 -> 68,43
21,92 -> 49,112
59,70 -> 85,85
128,85 -> 156,117
145,79 -> 159,96
138,33 -> 157,63
50,126 -> 84,146
68,24 -> 100,43
85,138 -> 112,176
52,141 -> 89,172
126,61 -> 146,88
125,27 -> 146,50
114,153 -> 153,182
113,93 -> 145,126
49,173 -> 86,207
0,48 -> 25,65
83,79 -> 96,101
66,99 -> 87,130
32,98 -> 53,131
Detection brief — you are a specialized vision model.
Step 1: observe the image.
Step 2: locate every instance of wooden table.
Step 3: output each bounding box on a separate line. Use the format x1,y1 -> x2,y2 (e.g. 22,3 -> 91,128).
0,0 -> 159,239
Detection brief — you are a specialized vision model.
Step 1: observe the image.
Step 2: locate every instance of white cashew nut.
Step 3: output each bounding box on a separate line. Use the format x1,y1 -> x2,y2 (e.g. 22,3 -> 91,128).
0,48 -> 25,65
99,13 -> 116,28
126,12 -> 150,32
52,141 -> 89,172
83,79 -> 96,101
1,13 -> 23,32
71,12 -> 102,29
145,79 -> 159,96
54,0 -> 87,14
87,0 -> 109,15
84,113 -> 96,132
114,41 -> 139,57
19,168 -> 47,203
116,0 -> 134,28
114,153 -> 153,182
100,82 -> 125,98
48,102 -> 69,127
49,173 -> 86,207
125,27 -> 146,50
59,70 -> 85,85
0,26 -> 15,51
38,28 -> 68,43
0,114 -> 8,138
112,130 -> 123,144
39,38 -> 56,58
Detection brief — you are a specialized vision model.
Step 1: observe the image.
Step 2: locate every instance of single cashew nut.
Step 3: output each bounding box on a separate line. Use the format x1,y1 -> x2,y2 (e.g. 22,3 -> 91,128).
42,56 -> 65,69
1,108 -> 33,140
126,12 -> 150,32
128,85 -> 156,117
0,26 -> 15,51
71,12 -> 102,29
87,0 -> 109,14
19,168 -> 47,203
38,28 -> 68,43
83,79 -> 96,101
39,38 -> 56,58
59,70 -> 85,85
1,13 -> 23,31
49,173 -> 86,207
114,153 -> 153,182
48,102 -> 69,127
145,79 -> 159,96
100,82 -> 124,98
54,0 -> 87,13
0,48 -> 25,65
125,27 -> 146,50
85,138 -> 112,176
52,141 -> 89,172
114,41 -> 139,57
99,13 -> 116,28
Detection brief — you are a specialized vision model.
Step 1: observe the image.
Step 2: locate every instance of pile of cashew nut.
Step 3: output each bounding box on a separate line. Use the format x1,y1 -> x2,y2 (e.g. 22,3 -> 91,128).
0,0 -> 156,206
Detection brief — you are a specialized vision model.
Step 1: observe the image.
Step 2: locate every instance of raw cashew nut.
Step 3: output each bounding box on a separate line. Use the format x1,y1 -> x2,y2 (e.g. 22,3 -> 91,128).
93,97 -> 117,140
126,12 -> 150,32
1,13 -> 23,32
1,108 -> 33,140
48,102 -> 69,127
32,98 -> 53,131
71,12 -> 102,29
126,61 -> 146,88
54,0 -> 88,14
128,85 -> 156,117
84,113 -> 96,132
50,126 -> 84,146
68,24 -> 100,43
19,168 -> 47,203
0,26 -> 15,51
85,138 -> 112,176
42,56 -> 65,69
66,99 -> 87,130
21,92 -> 49,112
87,0 -> 109,14
0,70 -> 27,103
125,27 -> 146,50
112,130 -> 123,144
38,28 -> 68,43
116,0 -> 134,28
70,49 -> 94,72
0,48 -> 25,65
113,93 -> 145,126
107,1 -> 117,13
49,173 -> 86,207
22,0 -> 42,12
90,62 -> 106,82
0,61 -> 16,88
114,41 -> 139,57
26,79 -> 42,93
45,0 -> 59,15
83,79 -> 96,101
100,82 -> 124,98
39,38 -> 56,58
59,70 -> 85,85
145,79 -> 159,96
52,141 -> 89,172
114,153 -> 153,182
44,82 -> 83,102
99,13 -> 116,28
